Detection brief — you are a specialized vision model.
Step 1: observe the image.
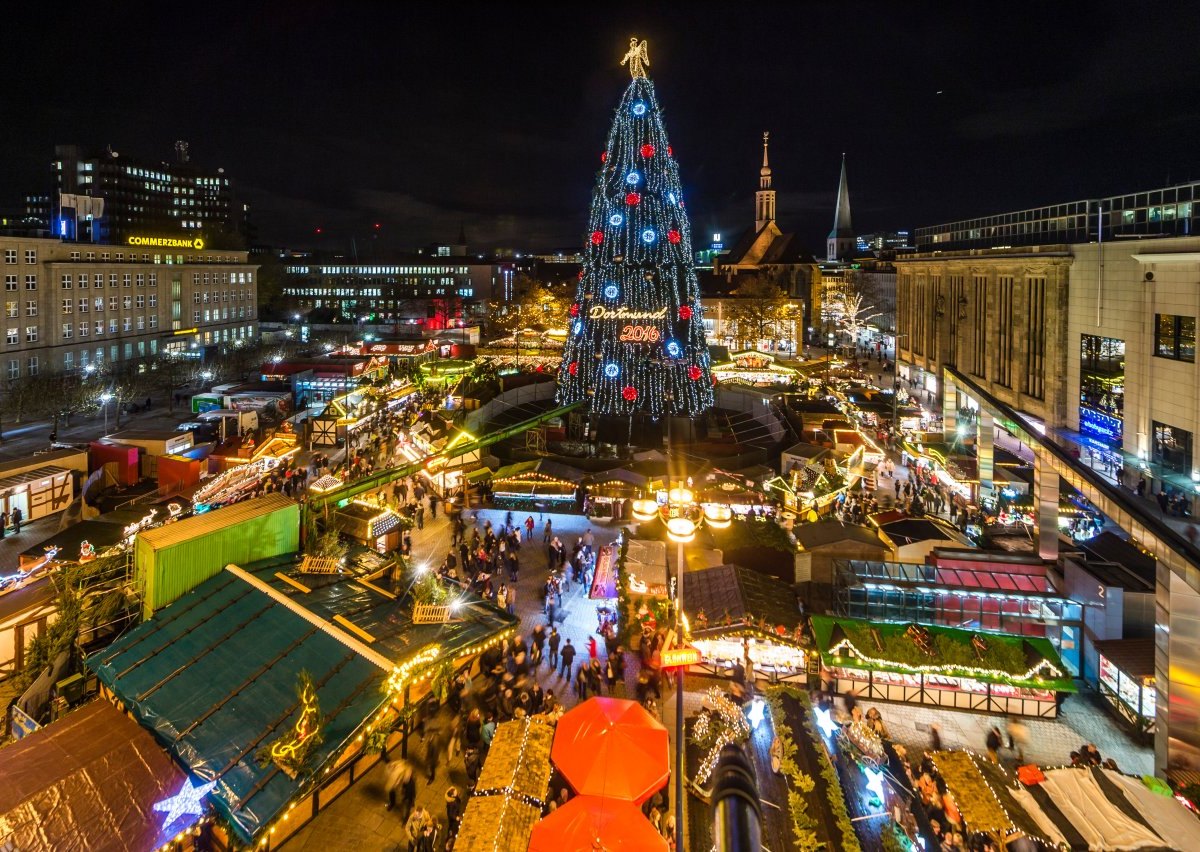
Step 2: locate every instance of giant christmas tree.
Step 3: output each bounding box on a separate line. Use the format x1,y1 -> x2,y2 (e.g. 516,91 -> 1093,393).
556,39 -> 714,420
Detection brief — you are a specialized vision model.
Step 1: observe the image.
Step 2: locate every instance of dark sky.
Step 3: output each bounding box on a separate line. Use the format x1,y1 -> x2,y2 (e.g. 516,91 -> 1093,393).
3,3 -> 1198,255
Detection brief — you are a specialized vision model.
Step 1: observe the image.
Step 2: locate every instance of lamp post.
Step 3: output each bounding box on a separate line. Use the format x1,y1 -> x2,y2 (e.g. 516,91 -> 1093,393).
100,392 -> 113,435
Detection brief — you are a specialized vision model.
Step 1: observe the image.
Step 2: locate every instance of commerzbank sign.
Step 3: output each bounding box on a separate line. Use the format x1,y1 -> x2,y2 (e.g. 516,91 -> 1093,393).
127,235 -> 205,250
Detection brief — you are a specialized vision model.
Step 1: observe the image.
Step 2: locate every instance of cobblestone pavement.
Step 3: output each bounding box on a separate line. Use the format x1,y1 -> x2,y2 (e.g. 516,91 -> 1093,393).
281,506 -> 662,851
855,689 -> 1152,777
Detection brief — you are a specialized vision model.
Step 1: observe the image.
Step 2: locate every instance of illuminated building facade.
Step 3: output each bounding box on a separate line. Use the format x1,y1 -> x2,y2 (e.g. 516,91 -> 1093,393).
0,235 -> 257,376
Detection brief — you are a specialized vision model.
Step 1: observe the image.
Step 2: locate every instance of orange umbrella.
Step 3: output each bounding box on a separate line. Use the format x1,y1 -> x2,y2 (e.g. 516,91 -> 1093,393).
551,697 -> 669,803
528,795 -> 668,852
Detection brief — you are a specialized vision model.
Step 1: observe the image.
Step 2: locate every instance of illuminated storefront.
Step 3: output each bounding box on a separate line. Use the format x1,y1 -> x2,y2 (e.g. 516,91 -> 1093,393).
1094,638 -> 1156,734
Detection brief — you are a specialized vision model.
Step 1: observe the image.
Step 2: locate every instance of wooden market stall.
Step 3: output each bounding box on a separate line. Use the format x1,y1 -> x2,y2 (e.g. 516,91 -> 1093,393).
810,615 -> 1076,718
683,563 -> 809,684
490,459 -> 584,509
456,716 -> 555,848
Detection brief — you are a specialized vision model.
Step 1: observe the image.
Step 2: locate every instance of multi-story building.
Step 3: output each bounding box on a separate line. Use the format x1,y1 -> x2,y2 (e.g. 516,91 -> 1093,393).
24,143 -> 250,248
897,183 -> 1200,774
0,235 -> 257,378
282,258 -> 512,333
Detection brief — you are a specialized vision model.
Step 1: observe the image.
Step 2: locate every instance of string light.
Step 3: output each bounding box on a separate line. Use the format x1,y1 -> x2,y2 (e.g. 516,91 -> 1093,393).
555,53 -> 714,419
826,636 -> 1065,684
694,686 -> 751,786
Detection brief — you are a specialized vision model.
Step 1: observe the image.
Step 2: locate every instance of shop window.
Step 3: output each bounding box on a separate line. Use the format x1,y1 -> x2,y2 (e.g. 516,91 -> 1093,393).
1154,314 -> 1195,362
1153,421 -> 1192,475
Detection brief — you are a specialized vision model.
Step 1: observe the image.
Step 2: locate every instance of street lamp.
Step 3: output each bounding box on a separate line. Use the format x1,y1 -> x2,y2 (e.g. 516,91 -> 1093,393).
100,392 -> 113,434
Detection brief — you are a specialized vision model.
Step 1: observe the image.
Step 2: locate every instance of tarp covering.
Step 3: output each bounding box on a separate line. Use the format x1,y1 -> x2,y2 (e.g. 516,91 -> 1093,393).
0,699 -> 187,852
1038,767 -> 1166,849
87,569 -> 387,844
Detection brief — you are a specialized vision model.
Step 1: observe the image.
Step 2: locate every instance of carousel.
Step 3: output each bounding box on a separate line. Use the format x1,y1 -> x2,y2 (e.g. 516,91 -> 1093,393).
710,350 -> 799,387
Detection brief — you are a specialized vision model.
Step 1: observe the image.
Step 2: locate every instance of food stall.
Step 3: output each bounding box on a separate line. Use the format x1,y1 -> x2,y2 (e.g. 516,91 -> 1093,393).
684,563 -> 809,684
489,459 -> 583,509
1093,638 -> 1156,734
810,615 -> 1076,718
332,500 -> 406,554
710,350 -> 799,387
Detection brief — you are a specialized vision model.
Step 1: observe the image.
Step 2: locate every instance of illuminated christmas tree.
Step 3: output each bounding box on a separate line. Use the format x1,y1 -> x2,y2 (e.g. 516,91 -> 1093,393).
556,38 -> 714,419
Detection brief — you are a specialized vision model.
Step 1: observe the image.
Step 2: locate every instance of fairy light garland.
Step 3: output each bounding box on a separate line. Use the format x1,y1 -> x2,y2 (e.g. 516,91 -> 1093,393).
827,637 -> 1065,684
694,686 -> 751,786
555,42 -> 714,418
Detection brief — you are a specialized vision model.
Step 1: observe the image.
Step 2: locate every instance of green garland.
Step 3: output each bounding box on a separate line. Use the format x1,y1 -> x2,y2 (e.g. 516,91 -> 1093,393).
766,686 -> 862,852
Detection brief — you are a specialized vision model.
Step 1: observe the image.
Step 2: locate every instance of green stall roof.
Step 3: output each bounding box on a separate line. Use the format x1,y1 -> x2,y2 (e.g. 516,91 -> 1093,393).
809,614 -> 1076,692
88,553 -> 517,844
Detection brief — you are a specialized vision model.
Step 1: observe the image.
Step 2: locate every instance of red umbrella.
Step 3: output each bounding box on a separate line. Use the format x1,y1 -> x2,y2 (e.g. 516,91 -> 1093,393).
551,696 -> 669,803
528,795 -> 668,852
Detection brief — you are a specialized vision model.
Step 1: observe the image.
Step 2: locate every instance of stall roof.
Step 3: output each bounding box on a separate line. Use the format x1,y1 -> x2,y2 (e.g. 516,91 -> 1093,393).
809,615 -> 1076,691
136,493 -> 295,551
792,522 -> 885,550
19,518 -> 130,562
0,448 -> 85,477
1092,638 -> 1156,680
876,517 -> 969,546
1081,532 -> 1157,589
492,458 -> 586,484
0,699 -> 187,851
836,559 -> 1056,597
684,564 -> 801,636
0,465 -> 71,491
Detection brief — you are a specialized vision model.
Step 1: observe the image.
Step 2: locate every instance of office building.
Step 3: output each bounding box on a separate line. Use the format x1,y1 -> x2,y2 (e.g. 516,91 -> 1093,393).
25,143 -> 250,248
0,235 -> 257,378
896,180 -> 1200,774
282,258 -> 514,332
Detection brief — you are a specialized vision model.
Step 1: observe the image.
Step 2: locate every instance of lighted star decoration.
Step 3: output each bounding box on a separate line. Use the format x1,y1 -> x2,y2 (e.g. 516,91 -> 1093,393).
864,766 -> 886,800
153,777 -> 215,831
746,697 -> 765,731
815,707 -> 839,738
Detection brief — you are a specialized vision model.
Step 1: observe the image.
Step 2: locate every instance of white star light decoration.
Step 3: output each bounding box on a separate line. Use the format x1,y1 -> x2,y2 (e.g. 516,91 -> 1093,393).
815,707 -> 839,738
153,777 -> 215,831
864,766 -> 886,800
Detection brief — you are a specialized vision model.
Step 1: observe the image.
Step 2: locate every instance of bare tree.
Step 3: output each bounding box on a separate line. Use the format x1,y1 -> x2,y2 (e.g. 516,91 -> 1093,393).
723,274 -> 801,350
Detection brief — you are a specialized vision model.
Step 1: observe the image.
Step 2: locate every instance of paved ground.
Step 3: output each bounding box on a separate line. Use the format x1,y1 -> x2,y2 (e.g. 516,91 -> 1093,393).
854,689 -> 1152,777
281,506 -> 663,851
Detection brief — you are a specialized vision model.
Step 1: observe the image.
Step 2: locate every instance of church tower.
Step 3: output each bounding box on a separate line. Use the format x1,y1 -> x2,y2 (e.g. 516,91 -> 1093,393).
755,131 -> 776,232
826,154 -> 855,261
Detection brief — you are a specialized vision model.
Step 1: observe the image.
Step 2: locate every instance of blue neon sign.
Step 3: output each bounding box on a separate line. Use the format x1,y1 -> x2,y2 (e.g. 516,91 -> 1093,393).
1079,406 -> 1122,446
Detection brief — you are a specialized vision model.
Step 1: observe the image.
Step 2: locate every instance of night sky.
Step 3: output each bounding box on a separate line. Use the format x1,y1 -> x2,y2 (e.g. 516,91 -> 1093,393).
3,3 -> 1198,255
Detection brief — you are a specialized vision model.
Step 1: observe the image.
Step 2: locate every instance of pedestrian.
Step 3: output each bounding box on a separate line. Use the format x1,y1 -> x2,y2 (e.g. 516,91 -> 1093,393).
560,638 -> 576,680
548,627 -> 561,670
525,515 -> 535,541
11,507 -> 21,534
611,647 -> 626,696
444,786 -> 461,838
605,655 -> 618,694
497,583 -> 508,612
587,635 -> 598,662
425,726 -> 442,782
429,494 -> 438,519
383,755 -> 412,812
506,583 -> 517,616
405,806 -> 430,852
416,503 -> 425,530
544,518 -> 553,544
929,723 -> 942,752
985,726 -> 1002,763
575,664 -> 589,699
0,510 -> 7,539
464,747 -> 481,786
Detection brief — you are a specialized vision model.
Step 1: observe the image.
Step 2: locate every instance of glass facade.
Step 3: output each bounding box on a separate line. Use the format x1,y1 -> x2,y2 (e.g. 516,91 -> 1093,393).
1152,421 -> 1193,476
915,182 -> 1200,251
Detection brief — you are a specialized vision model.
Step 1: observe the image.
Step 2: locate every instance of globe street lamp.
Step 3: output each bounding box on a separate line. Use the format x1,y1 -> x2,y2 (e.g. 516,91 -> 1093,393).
100,392 -> 113,435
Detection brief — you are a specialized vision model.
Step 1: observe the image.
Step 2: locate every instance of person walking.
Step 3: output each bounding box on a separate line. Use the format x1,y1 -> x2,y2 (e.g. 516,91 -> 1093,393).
560,638 -> 576,680
383,755 -> 412,812
543,518 -> 553,544
11,507 -> 21,534
548,627 -> 561,670
424,725 -> 442,783
0,510 -> 7,539
416,503 -> 425,530
464,747 -> 481,787
405,806 -> 431,852
444,786 -> 462,839
985,726 -> 1003,764
525,515 -> 535,541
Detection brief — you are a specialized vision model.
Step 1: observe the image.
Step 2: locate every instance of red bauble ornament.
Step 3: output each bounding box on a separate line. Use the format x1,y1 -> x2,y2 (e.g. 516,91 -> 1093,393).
667,145 -> 674,156
667,229 -> 681,244
569,303 -> 580,318
590,230 -> 603,245
640,144 -> 656,158
689,365 -> 703,381
625,192 -> 641,206
678,305 -> 693,320
623,386 -> 638,402
568,361 -> 578,375
600,151 -> 607,162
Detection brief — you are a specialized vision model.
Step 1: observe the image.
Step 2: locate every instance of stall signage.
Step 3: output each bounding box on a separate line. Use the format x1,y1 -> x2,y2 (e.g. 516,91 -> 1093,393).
10,704 -> 39,739
1079,406 -> 1122,446
661,646 -> 701,668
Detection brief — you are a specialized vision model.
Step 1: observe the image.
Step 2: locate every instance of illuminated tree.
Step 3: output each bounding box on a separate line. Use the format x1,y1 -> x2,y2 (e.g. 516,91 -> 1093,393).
723,275 -> 801,350
556,43 -> 714,418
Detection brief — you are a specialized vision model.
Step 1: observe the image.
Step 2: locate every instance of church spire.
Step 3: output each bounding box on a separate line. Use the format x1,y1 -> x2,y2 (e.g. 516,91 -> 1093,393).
827,154 -> 855,261
755,131 -> 776,231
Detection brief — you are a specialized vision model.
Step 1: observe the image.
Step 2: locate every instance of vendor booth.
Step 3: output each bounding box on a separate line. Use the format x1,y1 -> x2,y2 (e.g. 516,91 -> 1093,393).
810,615 -> 1076,717
684,563 -> 808,683
1094,638 -> 1156,734
332,500 -> 405,554
711,350 -> 799,387
89,552 -> 517,851
490,459 -> 583,509
0,698 -> 193,852
456,717 -> 554,850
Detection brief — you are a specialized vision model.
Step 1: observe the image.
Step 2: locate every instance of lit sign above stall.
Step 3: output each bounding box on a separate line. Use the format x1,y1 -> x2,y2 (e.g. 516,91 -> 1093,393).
1079,406 -> 1122,446
661,646 -> 701,668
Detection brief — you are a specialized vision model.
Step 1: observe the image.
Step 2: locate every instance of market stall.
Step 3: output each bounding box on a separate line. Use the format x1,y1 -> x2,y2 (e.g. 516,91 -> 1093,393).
1094,638 -> 1156,734
456,717 -> 554,849
684,563 -> 808,684
810,615 -> 1076,717
711,350 -> 799,387
0,699 -> 194,852
331,500 -> 406,553
489,459 -> 583,509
